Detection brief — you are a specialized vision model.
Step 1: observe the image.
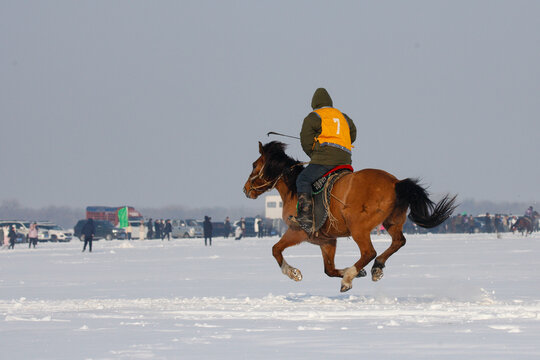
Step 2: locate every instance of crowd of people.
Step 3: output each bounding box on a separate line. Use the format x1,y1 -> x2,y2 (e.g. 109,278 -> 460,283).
2,206 -> 537,251
402,206 -> 538,234
139,219 -> 173,241
443,213 -> 518,233
202,216 -> 264,245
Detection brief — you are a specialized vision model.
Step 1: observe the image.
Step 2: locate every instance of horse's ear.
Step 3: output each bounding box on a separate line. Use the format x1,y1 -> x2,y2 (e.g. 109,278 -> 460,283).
258,141 -> 263,154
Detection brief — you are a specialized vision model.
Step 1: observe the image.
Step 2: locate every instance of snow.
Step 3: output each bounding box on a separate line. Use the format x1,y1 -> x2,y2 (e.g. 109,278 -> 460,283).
1,233 -> 539,359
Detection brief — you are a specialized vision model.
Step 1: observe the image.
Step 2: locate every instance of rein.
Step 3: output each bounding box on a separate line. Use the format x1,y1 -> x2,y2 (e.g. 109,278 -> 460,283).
246,162 -> 308,197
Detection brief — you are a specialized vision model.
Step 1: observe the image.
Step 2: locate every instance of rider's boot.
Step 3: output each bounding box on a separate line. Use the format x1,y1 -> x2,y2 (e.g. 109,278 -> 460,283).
288,193 -> 314,234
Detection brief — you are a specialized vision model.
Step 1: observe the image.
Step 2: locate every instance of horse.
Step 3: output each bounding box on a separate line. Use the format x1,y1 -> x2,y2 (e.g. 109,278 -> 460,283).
243,141 -> 457,292
511,216 -> 534,236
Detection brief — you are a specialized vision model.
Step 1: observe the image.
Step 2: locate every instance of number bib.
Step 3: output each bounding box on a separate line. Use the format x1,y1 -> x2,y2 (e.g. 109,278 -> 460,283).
313,107 -> 352,154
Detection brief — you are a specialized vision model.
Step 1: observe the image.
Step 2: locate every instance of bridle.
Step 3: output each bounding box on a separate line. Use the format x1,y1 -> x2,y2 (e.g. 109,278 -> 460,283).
244,160 -> 307,198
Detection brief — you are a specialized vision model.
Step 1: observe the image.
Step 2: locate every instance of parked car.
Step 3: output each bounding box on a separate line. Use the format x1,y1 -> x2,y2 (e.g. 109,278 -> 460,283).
211,221 -> 231,237
0,220 -> 31,243
171,219 -> 203,238
36,222 -> 73,242
73,219 -> 126,241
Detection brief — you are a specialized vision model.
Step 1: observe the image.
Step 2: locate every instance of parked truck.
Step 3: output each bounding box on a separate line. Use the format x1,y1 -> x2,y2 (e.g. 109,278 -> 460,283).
86,206 -> 143,227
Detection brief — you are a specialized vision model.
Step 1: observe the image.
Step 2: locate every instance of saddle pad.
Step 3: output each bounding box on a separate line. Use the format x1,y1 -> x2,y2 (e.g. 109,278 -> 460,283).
311,168 -> 352,233
312,165 -> 354,194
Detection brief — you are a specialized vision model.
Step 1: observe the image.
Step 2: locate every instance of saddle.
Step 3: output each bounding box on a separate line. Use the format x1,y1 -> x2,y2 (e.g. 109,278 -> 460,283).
309,165 -> 353,233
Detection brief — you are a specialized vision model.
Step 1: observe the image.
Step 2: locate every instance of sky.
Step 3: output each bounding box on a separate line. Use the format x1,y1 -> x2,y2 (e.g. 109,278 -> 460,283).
1,1 -> 539,210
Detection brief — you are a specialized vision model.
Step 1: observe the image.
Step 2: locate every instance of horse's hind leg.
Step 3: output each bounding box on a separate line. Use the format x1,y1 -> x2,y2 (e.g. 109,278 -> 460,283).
371,222 -> 406,282
272,229 -> 307,281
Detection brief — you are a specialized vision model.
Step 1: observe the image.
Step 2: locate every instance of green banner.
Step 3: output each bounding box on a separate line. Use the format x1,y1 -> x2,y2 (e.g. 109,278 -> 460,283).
118,206 -> 129,228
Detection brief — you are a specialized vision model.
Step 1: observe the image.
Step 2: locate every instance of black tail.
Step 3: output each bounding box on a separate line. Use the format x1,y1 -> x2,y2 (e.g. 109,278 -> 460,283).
395,178 -> 457,228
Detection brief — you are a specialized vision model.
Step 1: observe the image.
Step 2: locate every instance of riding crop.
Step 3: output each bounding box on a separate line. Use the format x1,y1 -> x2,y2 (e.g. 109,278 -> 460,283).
267,131 -> 300,140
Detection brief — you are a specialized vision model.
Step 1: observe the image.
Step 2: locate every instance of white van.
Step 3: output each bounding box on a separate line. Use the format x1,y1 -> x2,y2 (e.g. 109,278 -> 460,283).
171,219 -> 203,238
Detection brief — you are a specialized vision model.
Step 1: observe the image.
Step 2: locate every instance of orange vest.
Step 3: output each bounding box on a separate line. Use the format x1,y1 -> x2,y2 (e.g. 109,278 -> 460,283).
313,107 -> 352,154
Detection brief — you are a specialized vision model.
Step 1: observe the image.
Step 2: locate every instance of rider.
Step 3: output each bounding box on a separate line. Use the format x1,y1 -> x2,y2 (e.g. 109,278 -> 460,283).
525,206 -> 533,219
289,88 -> 356,232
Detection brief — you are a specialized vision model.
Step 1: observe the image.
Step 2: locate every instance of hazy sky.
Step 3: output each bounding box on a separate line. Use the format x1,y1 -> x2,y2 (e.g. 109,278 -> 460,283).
1,1 -> 539,210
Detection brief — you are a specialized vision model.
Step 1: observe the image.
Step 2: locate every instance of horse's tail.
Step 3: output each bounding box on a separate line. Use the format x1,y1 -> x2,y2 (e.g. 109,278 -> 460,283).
395,178 -> 457,228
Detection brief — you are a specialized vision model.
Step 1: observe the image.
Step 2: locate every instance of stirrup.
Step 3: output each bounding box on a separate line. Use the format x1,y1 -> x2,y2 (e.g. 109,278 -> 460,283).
287,215 -> 302,229
287,215 -> 313,235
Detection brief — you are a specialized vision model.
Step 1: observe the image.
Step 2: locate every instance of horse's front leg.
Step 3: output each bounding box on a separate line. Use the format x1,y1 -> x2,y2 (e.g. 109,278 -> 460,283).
320,240 -> 367,278
272,229 -> 307,281
320,240 -> 342,277
341,230 -> 377,293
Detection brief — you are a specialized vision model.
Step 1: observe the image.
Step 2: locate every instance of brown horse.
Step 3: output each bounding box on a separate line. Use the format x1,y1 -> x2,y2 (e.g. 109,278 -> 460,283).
511,216 -> 534,235
243,141 -> 457,292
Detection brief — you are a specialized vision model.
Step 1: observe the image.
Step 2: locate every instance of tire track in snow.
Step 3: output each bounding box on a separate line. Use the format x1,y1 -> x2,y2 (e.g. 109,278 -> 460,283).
2,294 -> 539,326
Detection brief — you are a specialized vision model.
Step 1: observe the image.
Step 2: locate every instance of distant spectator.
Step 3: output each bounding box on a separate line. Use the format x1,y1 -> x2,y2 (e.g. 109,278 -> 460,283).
139,222 -> 146,240
203,216 -> 213,246
484,213 -> 493,233
494,214 -> 503,233
147,218 -> 153,239
8,226 -> 17,249
163,220 -> 172,241
224,217 -> 231,238
255,217 -> 264,238
467,215 -> 475,234
254,216 -> 260,238
258,218 -> 265,238
509,216 -> 517,229
234,225 -> 243,240
81,218 -> 95,252
154,219 -> 160,240
1,226 -> 8,249
126,223 -> 132,240
502,215 -> 509,232
235,217 -> 246,240
28,222 -> 38,248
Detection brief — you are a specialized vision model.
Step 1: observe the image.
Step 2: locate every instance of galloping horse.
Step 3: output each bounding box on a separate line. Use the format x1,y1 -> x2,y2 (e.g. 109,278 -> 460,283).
511,216 -> 535,236
243,141 -> 457,292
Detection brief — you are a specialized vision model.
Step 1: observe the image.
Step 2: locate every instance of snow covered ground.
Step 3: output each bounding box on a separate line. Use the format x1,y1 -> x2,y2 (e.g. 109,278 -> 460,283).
1,232 -> 539,359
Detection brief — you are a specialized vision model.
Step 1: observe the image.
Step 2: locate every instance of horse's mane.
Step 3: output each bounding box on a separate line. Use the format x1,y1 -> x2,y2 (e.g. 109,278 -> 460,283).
261,141 -> 304,195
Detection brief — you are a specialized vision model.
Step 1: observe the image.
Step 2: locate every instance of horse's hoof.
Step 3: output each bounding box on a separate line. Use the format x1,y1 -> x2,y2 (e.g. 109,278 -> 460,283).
371,267 -> 384,282
340,284 -> 352,292
356,269 -> 367,278
289,268 -> 303,281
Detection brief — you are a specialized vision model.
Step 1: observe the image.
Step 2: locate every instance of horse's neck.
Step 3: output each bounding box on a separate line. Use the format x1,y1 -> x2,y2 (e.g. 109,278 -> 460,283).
274,178 -> 297,204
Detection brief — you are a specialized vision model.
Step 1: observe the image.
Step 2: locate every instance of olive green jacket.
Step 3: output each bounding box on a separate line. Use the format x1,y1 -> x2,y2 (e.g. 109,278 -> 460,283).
300,88 -> 356,165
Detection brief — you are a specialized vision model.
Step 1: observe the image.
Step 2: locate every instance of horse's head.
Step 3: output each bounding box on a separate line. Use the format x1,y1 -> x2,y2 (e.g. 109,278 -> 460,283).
243,142 -> 271,199
243,141 -> 303,199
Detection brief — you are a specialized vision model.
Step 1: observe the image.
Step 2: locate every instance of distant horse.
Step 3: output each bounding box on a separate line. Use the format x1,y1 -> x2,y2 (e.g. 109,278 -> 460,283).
243,141 -> 457,292
511,216 -> 534,236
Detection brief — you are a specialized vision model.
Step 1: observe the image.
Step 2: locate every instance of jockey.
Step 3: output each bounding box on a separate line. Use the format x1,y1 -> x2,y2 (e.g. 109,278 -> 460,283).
289,88 -> 356,232
525,206 -> 533,219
